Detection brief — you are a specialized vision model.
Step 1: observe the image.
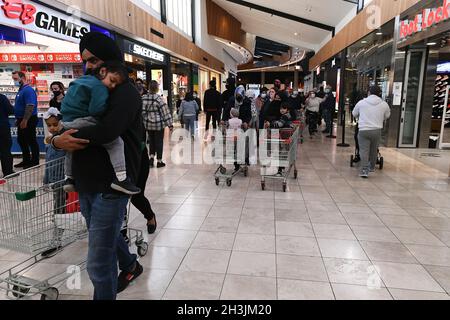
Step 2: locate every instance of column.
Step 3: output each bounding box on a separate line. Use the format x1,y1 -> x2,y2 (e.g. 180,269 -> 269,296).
261,71 -> 266,87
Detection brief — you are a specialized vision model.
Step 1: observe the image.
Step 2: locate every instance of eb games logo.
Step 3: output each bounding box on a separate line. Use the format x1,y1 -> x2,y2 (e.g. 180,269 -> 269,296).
1,0 -> 36,25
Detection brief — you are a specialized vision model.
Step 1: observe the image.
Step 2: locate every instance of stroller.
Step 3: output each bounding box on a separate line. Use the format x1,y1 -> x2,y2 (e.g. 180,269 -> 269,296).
350,123 -> 384,170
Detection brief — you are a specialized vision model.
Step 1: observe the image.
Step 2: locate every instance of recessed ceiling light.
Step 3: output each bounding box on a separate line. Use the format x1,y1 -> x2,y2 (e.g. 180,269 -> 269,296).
361,40 -> 368,44
376,32 -> 383,35
427,42 -> 437,46
294,32 -> 298,36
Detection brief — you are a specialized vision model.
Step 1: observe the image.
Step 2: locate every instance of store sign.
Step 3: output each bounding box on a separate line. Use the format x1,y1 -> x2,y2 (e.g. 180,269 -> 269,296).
0,52 -> 82,63
0,0 -> 90,43
123,39 -> 166,64
399,0 -> 450,39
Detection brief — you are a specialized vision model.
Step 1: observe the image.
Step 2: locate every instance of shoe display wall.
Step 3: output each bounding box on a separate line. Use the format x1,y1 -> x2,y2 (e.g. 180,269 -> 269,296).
433,74 -> 450,120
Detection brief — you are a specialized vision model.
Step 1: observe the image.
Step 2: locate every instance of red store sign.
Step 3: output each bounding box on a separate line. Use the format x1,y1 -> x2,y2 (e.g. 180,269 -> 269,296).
399,0 -> 450,39
0,52 -> 82,63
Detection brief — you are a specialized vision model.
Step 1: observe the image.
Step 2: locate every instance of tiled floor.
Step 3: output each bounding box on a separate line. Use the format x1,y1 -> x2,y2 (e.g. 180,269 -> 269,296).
2,121 -> 450,300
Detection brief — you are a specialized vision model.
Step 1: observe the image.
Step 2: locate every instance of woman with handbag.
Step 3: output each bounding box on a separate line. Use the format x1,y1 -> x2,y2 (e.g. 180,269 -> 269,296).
142,81 -> 173,168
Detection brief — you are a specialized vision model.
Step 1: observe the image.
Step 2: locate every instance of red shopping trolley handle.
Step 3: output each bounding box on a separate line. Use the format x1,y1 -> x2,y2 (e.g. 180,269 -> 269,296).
0,179 -> 6,185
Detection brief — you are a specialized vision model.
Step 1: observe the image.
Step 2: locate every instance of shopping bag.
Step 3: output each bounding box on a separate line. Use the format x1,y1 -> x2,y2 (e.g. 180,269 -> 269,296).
66,192 -> 80,213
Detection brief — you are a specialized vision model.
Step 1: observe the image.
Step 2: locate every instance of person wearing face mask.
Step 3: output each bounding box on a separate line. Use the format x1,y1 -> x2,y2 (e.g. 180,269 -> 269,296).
305,90 -> 323,138
50,32 -> 146,299
135,78 -> 148,96
12,71 -> 39,169
320,86 -> 336,135
288,89 -> 302,120
49,82 -> 65,111
255,87 -> 268,130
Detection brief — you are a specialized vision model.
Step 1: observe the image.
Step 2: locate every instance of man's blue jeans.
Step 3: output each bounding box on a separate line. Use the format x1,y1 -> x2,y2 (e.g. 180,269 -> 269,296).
79,192 -> 137,300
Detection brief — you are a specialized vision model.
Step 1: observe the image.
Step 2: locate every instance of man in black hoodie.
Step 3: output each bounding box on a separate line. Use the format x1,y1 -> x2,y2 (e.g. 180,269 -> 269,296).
203,80 -> 221,134
52,32 -> 143,300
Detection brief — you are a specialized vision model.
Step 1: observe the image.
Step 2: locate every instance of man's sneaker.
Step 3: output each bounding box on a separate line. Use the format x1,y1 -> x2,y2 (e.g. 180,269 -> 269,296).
63,178 -> 76,193
117,261 -> 144,294
369,168 -> 376,173
157,162 -> 166,168
111,178 -> 141,195
359,170 -> 369,179
14,162 -> 28,169
149,158 -> 155,168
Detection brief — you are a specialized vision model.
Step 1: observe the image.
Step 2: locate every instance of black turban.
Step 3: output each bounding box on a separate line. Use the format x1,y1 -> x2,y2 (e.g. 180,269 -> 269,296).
79,32 -> 123,62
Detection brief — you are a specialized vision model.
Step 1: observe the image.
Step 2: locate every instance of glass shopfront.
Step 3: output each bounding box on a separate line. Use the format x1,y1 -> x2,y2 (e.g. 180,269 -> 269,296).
117,35 -> 169,97
171,57 -> 192,112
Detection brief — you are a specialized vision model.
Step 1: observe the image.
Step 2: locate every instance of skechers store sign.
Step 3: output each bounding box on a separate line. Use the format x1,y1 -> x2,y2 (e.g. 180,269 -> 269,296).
0,0 -> 90,43
123,39 -> 166,64
399,0 -> 450,39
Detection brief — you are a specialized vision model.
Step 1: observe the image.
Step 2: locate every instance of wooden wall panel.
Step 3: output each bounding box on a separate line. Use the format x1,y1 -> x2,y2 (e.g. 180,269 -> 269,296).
309,0 -> 421,71
206,0 -> 242,44
53,0 -> 224,72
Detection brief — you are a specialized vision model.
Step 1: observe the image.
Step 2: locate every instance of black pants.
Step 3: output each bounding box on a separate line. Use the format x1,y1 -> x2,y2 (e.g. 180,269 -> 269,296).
131,148 -> 155,221
306,111 -> 319,135
148,130 -> 164,160
205,111 -> 218,131
17,115 -> 39,165
0,126 -> 13,176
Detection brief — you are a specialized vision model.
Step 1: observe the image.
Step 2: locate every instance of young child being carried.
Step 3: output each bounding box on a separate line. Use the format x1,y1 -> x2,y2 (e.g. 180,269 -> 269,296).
60,61 -> 140,195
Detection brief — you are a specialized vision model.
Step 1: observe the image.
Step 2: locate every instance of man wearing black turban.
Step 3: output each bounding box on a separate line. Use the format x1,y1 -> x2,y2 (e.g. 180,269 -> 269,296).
52,32 -> 144,300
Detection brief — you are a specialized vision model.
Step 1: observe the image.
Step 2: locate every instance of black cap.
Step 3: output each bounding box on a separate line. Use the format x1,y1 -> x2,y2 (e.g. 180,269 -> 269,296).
224,77 -> 236,86
80,32 -> 123,63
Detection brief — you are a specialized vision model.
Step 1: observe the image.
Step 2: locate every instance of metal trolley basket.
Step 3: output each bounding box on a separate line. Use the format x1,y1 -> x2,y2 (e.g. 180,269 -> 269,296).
214,125 -> 249,187
260,127 -> 299,192
0,158 -> 148,300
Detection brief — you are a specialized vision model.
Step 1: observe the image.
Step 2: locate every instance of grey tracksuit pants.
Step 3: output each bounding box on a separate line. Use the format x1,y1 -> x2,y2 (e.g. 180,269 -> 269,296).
358,129 -> 381,172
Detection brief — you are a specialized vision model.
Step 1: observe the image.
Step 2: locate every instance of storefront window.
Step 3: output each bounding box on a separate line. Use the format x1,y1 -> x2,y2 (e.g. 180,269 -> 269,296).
171,57 -> 191,112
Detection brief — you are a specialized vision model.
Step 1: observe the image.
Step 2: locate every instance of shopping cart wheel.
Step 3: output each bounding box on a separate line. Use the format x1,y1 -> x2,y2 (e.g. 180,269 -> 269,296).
215,178 -> 220,186
379,157 -> 384,170
283,183 -> 287,193
294,170 -> 298,179
220,166 -> 227,175
261,182 -> 266,190
350,155 -> 354,168
11,285 -> 30,299
137,242 -> 149,257
226,179 -> 232,187
40,287 -> 59,300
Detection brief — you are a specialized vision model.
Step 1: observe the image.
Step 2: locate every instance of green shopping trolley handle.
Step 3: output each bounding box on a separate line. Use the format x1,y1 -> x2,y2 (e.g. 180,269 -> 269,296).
15,190 -> 36,202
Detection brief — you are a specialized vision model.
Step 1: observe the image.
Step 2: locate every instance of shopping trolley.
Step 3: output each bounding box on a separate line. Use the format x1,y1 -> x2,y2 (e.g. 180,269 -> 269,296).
214,125 -> 249,187
260,127 -> 299,192
0,158 -> 86,300
0,158 -> 149,300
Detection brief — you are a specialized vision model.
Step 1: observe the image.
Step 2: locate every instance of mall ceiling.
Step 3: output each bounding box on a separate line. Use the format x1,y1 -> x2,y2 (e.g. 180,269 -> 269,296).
213,0 -> 358,53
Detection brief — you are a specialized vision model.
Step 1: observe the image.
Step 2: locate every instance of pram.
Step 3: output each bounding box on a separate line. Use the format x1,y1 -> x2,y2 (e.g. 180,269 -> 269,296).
350,123 -> 384,170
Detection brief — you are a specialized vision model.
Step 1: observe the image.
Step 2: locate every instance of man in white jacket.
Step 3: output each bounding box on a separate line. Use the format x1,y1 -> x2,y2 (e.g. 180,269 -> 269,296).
352,86 -> 391,178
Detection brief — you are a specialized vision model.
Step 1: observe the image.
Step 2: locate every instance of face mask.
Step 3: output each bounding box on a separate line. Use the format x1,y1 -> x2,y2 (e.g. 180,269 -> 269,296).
292,92 -> 298,97
14,80 -> 21,87
325,89 -> 331,93
193,94 -> 198,98
310,94 -> 316,98
261,93 -> 267,99
52,90 -> 61,97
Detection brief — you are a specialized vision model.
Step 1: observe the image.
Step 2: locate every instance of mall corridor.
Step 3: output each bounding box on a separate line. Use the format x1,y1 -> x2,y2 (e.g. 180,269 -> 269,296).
2,127 -> 450,300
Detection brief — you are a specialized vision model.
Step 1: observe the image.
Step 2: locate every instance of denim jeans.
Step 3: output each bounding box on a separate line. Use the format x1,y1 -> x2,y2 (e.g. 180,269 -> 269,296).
183,115 -> 196,136
79,192 -> 137,300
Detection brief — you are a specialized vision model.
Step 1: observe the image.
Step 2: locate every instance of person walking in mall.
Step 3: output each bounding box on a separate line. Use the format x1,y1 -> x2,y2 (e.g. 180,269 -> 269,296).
320,85 -> 336,135
221,77 -> 236,122
51,32 -> 144,300
179,91 -> 199,139
0,93 -> 14,177
203,80 -> 221,136
135,78 -> 148,96
49,82 -> 65,111
143,80 -> 173,168
12,71 -> 40,169
305,90 -> 323,138
255,87 -> 269,131
352,85 -> 391,178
